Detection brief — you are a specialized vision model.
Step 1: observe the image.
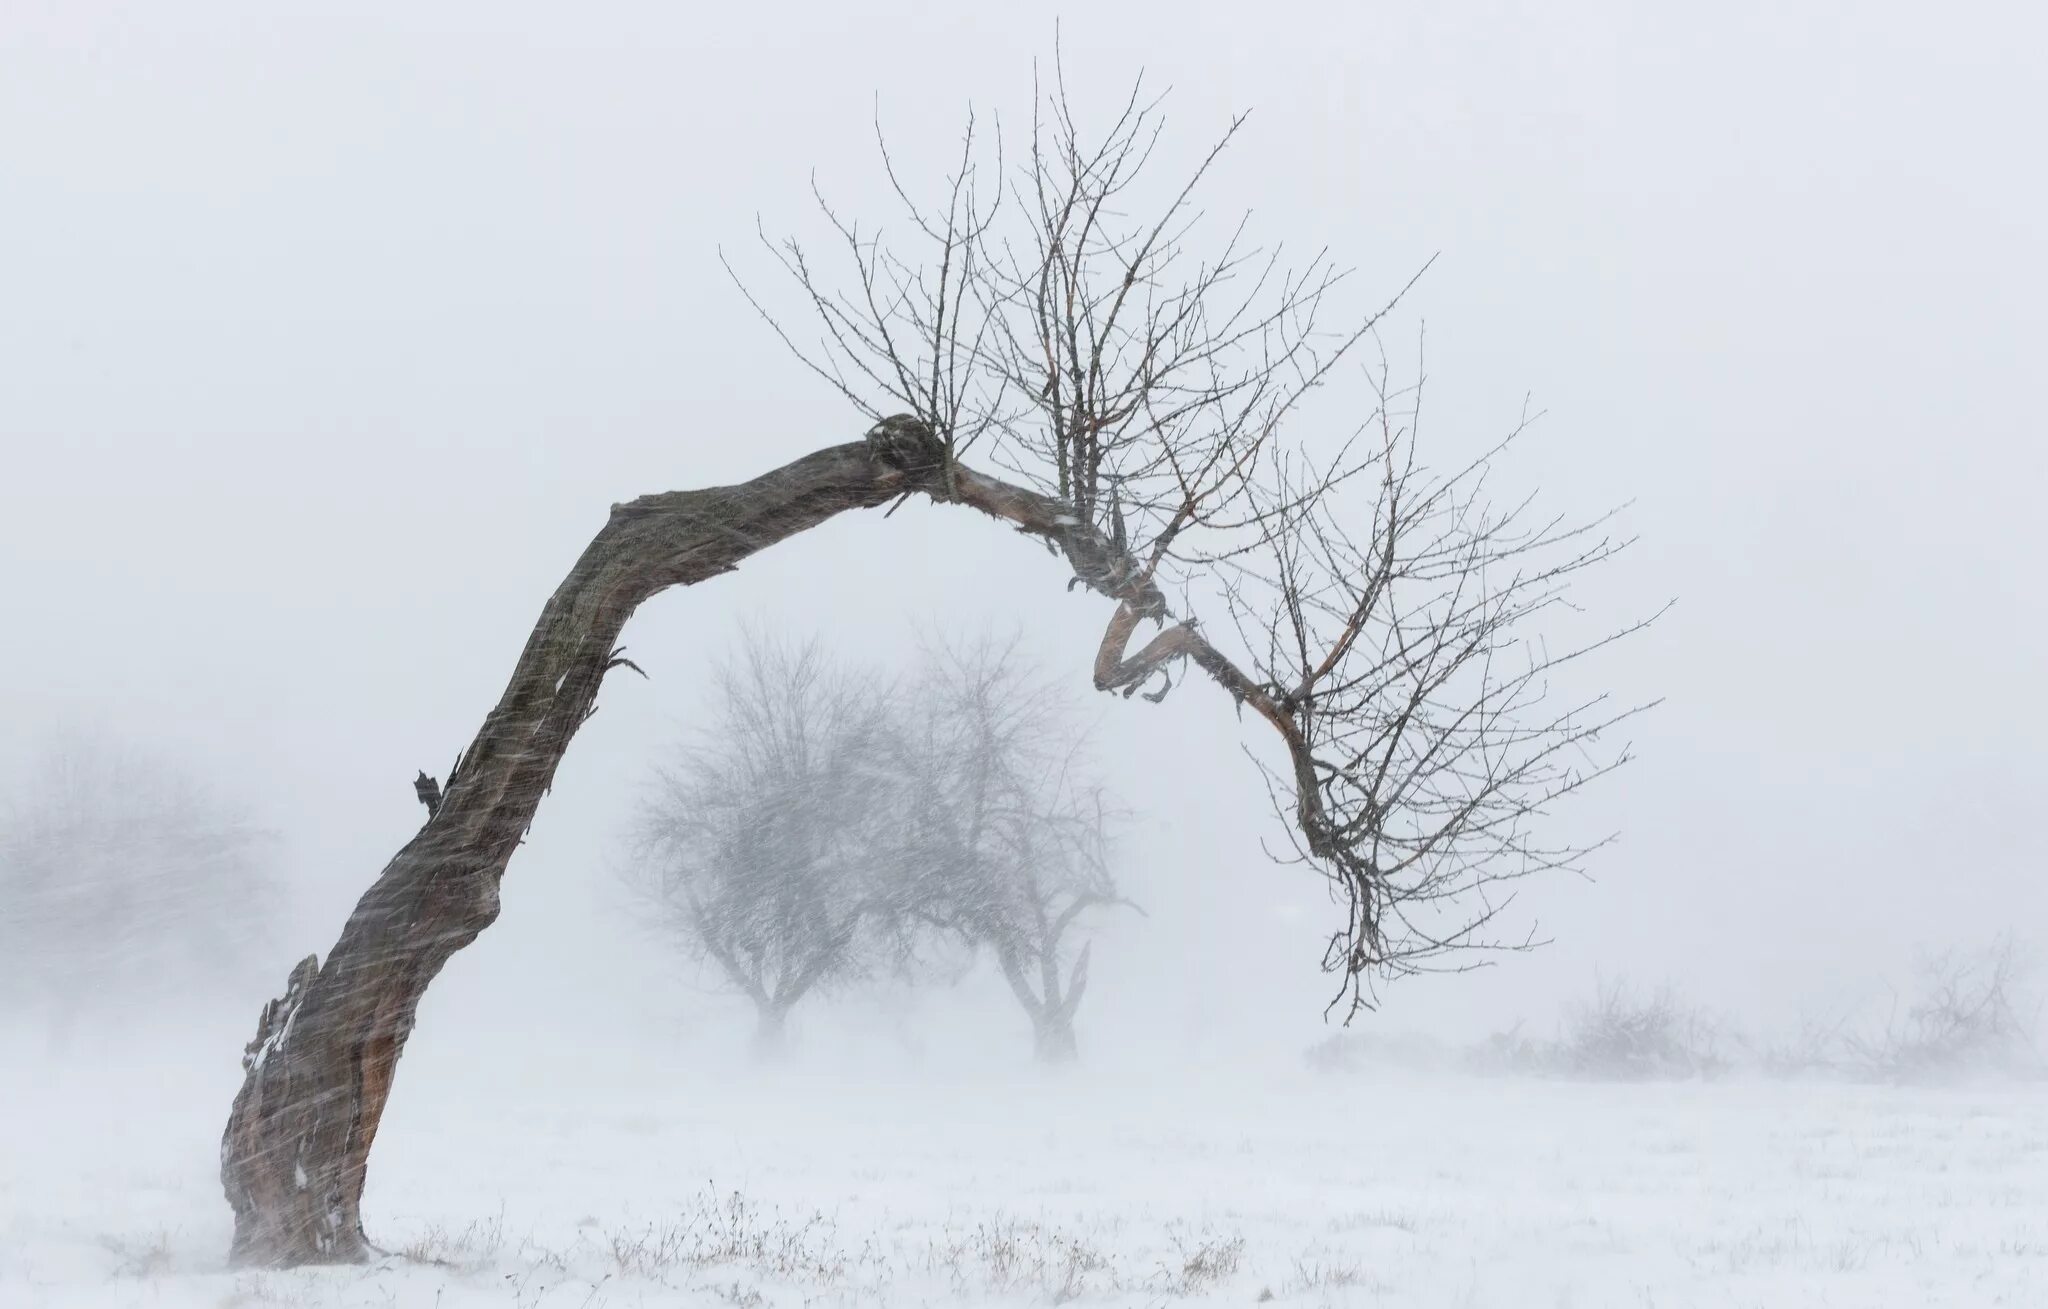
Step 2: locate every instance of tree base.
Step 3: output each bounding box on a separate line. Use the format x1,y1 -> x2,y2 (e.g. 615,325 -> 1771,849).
1034,1020 -> 1079,1064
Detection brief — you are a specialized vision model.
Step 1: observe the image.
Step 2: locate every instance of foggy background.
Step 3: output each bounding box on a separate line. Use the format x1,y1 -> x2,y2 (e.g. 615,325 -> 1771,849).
3,0 -> 2043,1077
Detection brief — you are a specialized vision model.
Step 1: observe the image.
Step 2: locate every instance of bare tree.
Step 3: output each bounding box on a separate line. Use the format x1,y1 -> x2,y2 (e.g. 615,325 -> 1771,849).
894,637 -> 1135,1063
0,733 -> 278,1051
625,637 -> 904,1057
735,70 -> 1653,1001
219,66 -> 1647,1266
1844,936 -> 2041,1083
1552,977 -> 1728,1080
628,632 -> 1133,1063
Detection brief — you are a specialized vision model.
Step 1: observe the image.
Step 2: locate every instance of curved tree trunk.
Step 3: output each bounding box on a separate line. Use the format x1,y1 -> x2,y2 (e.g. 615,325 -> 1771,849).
219,428 -> 942,1267
219,412 -> 1297,1267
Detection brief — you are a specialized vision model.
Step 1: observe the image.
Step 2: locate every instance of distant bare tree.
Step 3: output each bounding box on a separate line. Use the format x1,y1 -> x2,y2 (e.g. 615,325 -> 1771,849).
625,637 -> 902,1057
0,733 -> 277,1049
628,633 -> 1133,1064
220,63 -> 1648,1266
1845,936 -> 2040,1082
897,637 -> 1136,1062
1553,977 -> 1728,1080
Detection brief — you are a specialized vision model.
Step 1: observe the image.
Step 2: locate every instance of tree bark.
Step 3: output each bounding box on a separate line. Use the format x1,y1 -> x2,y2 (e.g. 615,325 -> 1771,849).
994,940 -> 1086,1065
218,428 -> 943,1267
1031,1012 -> 1079,1064
750,1003 -> 790,1061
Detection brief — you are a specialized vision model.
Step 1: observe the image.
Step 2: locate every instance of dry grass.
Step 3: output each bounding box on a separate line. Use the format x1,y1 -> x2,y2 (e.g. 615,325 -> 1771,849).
384,1188 -> 1253,1302
1157,1230 -> 1247,1294
98,1229 -> 175,1278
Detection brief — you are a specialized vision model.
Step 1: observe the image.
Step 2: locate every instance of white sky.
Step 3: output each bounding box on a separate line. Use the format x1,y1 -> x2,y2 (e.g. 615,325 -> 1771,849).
2,0 -> 2043,1062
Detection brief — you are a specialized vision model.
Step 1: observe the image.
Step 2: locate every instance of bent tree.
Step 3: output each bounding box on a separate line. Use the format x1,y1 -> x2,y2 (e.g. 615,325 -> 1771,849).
220,75 -> 1651,1266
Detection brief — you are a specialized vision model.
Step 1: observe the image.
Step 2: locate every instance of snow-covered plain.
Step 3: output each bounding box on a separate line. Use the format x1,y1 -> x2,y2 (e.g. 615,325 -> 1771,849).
6,1036 -> 2045,1309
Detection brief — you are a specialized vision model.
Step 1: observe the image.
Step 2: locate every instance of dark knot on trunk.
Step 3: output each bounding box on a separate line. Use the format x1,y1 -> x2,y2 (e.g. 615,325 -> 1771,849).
413,770 -> 443,818
865,413 -> 945,476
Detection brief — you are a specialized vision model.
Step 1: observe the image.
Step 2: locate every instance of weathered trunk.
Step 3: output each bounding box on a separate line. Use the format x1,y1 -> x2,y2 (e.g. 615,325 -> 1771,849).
1031,1012 -> 1079,1064
995,939 -> 1088,1066
750,1003 -> 790,1061
217,411 -> 1277,1266
219,429 -> 942,1267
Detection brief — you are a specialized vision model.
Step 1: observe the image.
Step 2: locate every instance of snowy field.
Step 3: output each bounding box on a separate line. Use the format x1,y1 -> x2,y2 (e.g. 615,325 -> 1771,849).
6,1041 -> 2046,1309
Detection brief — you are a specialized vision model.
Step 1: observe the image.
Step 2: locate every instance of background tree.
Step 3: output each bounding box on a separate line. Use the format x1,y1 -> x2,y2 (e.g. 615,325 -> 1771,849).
0,733 -> 277,1050
625,637 -> 904,1057
1843,936 -> 2041,1083
219,66 -> 1644,1266
899,637 -> 1135,1063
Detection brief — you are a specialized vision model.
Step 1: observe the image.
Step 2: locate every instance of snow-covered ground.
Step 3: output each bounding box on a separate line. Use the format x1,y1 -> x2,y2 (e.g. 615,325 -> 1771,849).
6,1035 -> 2046,1309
